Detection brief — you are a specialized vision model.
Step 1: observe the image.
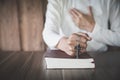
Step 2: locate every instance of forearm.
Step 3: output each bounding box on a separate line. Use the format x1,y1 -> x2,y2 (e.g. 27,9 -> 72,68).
89,23 -> 120,47
42,27 -> 64,48
90,0 -> 120,47
43,0 -> 63,48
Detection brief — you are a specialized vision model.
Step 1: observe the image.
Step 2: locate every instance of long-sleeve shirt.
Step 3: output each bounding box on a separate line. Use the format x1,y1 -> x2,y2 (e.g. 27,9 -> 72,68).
43,0 -> 120,52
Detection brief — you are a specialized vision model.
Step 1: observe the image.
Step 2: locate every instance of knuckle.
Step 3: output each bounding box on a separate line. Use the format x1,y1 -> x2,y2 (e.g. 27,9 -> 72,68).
80,37 -> 86,43
82,38 -> 87,43
70,34 -> 76,39
70,34 -> 79,40
71,33 -> 77,36
80,43 -> 87,48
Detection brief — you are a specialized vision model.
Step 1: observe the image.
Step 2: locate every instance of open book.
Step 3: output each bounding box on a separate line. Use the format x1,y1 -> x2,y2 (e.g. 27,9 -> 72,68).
44,50 -> 95,69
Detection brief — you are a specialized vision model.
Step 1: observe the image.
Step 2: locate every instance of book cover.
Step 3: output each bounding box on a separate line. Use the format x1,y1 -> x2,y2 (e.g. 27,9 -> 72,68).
44,50 -> 95,69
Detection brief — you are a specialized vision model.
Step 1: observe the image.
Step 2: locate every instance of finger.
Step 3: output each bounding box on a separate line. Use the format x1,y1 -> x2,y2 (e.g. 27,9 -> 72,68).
79,36 -> 87,43
88,6 -> 93,17
75,32 -> 92,41
68,45 -> 76,52
74,41 -> 87,51
68,33 -> 90,46
79,42 -> 87,49
67,37 -> 76,45
80,48 -> 86,53
72,8 -> 83,18
68,33 -> 79,42
68,40 -> 76,46
69,9 -> 78,19
67,50 -> 75,56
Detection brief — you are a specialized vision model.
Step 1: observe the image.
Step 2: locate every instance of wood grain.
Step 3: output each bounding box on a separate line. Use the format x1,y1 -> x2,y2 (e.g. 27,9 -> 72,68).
18,0 -> 47,51
0,51 -> 94,80
1,51 -> 120,80
0,0 -> 21,51
0,26 -> 1,51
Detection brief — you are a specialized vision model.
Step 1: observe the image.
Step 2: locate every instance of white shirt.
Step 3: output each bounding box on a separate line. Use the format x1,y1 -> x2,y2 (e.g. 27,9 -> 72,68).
43,0 -> 120,52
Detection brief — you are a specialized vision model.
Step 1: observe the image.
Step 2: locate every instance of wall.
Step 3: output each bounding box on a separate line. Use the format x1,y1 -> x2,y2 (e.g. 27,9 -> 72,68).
0,0 -> 47,51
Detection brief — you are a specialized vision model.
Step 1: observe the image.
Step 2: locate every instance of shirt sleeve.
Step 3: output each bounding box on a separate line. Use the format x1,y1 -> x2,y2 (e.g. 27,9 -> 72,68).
42,0 -> 64,48
89,0 -> 120,47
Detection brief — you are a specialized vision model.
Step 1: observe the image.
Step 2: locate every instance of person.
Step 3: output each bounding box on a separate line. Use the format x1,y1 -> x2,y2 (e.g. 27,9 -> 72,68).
43,0 -> 120,56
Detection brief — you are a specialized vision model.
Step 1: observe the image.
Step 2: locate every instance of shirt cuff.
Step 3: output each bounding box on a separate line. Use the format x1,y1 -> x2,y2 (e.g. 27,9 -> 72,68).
88,23 -> 101,39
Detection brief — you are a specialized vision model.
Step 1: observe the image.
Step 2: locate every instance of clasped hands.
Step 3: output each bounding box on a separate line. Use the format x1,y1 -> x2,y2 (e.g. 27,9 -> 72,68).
56,6 -> 95,56
56,33 -> 91,56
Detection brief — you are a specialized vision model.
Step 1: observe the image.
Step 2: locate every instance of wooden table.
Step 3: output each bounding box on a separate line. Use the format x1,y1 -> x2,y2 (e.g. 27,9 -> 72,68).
0,51 -> 120,80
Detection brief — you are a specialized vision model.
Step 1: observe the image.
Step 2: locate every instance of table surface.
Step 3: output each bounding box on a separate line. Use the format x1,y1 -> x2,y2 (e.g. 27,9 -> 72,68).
0,51 -> 120,80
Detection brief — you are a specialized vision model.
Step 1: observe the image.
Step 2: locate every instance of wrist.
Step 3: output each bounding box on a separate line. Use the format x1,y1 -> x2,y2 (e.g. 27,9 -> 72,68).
87,22 -> 95,32
56,37 -> 68,49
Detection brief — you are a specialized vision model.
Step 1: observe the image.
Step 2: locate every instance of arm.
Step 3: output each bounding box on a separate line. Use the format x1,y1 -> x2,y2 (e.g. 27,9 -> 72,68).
69,0 -> 120,47
42,0 -> 64,48
43,0 -> 90,55
90,0 -> 120,47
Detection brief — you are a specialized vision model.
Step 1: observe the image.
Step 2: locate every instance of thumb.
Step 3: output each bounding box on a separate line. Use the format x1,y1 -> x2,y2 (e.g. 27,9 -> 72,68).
75,32 -> 92,41
88,6 -> 93,17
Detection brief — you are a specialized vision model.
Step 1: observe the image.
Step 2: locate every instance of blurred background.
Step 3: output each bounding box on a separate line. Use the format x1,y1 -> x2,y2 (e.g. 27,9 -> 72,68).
0,0 -> 47,52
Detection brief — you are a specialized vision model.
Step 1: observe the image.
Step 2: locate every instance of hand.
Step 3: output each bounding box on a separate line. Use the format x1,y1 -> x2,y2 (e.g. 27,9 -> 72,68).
68,33 -> 91,53
56,33 -> 91,56
69,6 -> 95,32
56,37 -> 75,56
